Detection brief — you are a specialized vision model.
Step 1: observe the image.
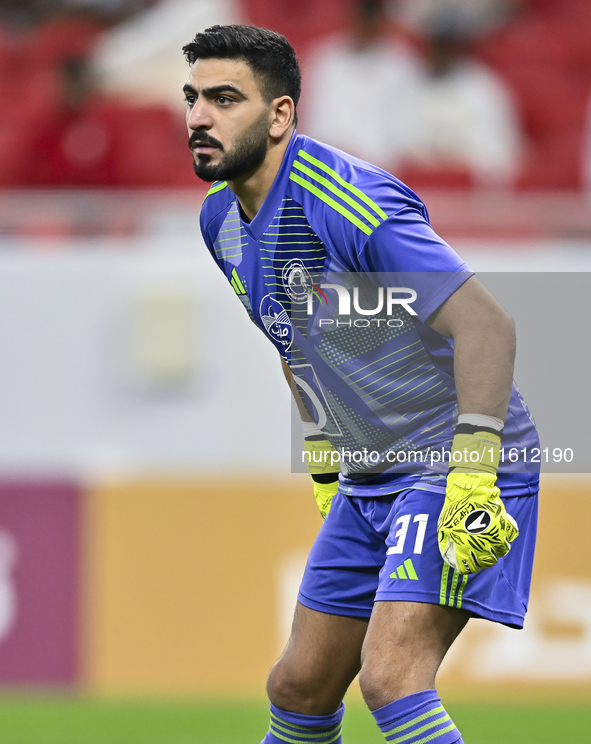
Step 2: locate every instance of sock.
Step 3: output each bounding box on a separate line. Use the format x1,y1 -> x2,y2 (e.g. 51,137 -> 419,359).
371,690 -> 463,744
261,702 -> 344,744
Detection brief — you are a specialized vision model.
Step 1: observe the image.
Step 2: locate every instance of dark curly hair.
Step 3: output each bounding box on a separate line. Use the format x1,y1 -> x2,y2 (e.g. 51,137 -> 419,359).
182,25 -> 301,111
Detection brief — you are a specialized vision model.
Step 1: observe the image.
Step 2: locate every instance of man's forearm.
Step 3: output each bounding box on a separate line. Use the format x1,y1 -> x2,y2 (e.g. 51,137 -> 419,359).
451,312 -> 515,420
427,276 -> 516,421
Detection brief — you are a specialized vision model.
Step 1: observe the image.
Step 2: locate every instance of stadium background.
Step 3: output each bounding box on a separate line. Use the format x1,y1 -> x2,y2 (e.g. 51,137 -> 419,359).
0,1 -> 590,742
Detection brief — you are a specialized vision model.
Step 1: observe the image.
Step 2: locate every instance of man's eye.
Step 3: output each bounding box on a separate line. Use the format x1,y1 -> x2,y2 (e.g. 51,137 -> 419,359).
185,96 -> 196,106
217,96 -> 233,105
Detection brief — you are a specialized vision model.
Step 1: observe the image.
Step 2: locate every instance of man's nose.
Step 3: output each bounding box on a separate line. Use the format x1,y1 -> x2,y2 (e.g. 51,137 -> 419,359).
187,101 -> 213,130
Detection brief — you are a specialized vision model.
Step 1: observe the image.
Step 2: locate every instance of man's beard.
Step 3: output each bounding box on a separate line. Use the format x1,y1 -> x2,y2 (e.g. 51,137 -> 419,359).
190,113 -> 269,183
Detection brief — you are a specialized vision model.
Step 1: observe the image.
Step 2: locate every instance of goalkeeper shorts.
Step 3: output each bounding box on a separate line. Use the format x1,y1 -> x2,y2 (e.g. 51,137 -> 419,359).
298,486 -> 538,629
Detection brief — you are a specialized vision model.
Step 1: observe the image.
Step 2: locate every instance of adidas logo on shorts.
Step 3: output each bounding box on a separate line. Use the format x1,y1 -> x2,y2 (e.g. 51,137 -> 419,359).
389,558 -> 419,580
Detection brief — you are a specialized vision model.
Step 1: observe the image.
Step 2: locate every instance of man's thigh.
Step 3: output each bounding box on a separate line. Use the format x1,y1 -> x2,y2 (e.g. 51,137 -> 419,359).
360,601 -> 470,709
268,602 -> 368,714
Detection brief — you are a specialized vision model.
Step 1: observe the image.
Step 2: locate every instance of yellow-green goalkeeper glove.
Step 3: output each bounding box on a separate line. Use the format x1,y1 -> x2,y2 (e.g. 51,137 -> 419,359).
305,438 -> 339,520
438,425 -> 519,575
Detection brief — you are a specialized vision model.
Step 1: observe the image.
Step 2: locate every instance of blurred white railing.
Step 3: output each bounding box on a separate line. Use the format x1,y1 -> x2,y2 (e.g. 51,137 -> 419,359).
1,188 -> 591,241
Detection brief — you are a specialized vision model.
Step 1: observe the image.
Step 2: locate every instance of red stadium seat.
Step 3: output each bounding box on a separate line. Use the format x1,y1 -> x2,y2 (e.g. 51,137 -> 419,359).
110,105 -> 196,187
517,130 -> 584,190
17,100 -> 194,188
499,67 -> 588,140
475,0 -> 591,189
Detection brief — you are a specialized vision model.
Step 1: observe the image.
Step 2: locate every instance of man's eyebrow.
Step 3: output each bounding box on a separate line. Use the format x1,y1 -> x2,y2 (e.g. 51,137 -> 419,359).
183,83 -> 247,99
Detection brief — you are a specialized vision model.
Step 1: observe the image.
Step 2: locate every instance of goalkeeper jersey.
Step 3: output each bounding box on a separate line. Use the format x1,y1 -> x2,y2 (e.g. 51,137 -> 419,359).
199,132 -> 539,497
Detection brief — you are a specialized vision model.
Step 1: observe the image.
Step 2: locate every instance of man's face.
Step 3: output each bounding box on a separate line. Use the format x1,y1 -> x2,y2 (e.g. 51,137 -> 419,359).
184,57 -> 271,183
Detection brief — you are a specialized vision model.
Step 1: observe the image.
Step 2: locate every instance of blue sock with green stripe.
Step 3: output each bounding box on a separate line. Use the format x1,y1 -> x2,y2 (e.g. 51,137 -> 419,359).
371,690 -> 463,744
261,702 -> 344,743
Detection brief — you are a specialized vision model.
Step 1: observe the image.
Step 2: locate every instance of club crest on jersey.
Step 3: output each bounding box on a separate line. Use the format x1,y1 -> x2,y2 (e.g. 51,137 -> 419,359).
281,260 -> 327,307
282,259 -> 313,303
259,295 -> 293,352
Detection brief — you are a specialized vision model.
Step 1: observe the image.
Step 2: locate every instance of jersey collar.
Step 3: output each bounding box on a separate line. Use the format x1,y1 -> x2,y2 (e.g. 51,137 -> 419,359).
239,130 -> 302,241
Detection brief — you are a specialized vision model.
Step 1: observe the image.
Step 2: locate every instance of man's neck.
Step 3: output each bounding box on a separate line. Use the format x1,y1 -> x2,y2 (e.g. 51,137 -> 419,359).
228,130 -> 294,222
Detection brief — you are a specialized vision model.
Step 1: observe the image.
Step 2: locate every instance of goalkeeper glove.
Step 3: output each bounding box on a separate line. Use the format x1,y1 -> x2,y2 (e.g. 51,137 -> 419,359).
438,424 -> 519,575
305,438 -> 339,520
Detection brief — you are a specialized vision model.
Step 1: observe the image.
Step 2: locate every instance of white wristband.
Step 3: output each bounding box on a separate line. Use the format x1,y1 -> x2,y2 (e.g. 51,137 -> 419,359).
457,413 -> 504,431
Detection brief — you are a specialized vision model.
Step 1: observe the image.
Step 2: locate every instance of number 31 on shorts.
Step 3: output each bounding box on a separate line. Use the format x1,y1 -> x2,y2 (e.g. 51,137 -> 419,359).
387,514 -> 429,555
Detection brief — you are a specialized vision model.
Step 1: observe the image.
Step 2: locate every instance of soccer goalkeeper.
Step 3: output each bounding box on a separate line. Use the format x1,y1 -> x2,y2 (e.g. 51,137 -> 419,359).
188,22 -> 539,744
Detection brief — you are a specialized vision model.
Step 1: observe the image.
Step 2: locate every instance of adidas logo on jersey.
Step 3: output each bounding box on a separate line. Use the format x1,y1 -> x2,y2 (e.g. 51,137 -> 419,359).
389,558 -> 419,580
230,268 -> 246,296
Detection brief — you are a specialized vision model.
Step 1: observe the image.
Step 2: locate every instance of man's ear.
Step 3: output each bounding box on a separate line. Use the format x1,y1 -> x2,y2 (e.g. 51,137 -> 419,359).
269,96 -> 295,139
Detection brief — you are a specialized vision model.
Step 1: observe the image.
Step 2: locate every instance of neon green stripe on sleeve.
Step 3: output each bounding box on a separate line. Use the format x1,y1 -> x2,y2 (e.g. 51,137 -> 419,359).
297,149 -> 388,220
289,172 -> 373,235
293,160 -> 381,228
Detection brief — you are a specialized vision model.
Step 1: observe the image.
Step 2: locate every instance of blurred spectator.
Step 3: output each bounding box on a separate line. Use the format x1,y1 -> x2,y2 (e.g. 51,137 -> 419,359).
58,0 -> 153,26
239,0 -> 345,55
300,0 -> 423,170
0,6 -> 107,184
13,53 -> 194,187
2,0 -> 588,191
476,0 -> 591,188
400,14 -> 523,187
0,2 -> 200,186
0,0 -> 150,29
396,0 -> 515,36
91,0 -> 239,107
0,0 -> 45,29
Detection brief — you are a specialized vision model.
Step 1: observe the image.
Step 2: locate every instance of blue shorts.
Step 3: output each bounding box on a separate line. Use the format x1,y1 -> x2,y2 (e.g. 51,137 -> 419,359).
298,487 -> 538,628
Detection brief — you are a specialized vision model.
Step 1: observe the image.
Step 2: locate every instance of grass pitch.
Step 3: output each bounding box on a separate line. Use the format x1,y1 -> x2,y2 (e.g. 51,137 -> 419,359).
0,696 -> 587,743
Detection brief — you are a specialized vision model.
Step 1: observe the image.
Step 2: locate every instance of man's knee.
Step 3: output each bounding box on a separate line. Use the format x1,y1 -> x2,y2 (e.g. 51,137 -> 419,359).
266,657 -> 305,708
267,656 -> 337,716
359,649 -> 443,710
358,658 -> 407,710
